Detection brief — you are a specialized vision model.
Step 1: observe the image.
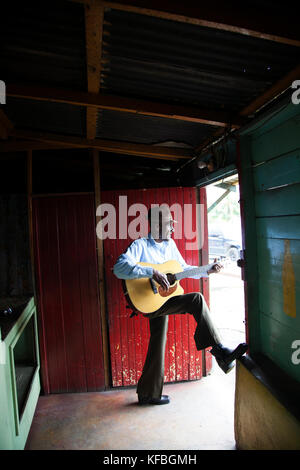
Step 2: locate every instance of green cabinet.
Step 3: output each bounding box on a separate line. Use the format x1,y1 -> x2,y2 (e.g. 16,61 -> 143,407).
0,297 -> 40,450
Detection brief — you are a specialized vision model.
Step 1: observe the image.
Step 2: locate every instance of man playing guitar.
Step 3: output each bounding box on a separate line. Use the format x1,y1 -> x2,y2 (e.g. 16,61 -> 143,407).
113,205 -> 248,405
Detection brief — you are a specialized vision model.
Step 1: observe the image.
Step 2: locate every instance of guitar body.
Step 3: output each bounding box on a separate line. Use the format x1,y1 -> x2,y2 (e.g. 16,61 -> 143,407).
124,260 -> 184,314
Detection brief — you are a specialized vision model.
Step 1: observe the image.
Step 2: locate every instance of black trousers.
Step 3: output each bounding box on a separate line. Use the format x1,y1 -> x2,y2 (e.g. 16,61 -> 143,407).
136,292 -> 222,399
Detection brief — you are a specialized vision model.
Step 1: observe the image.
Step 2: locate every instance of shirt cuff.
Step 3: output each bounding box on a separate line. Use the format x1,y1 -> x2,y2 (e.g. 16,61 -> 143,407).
140,266 -> 154,278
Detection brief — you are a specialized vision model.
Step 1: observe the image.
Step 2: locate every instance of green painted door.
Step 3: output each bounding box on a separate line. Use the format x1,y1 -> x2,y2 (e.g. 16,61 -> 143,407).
237,98 -> 300,382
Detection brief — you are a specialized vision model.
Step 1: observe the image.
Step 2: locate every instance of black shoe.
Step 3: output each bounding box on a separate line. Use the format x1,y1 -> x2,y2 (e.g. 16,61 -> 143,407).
138,395 -> 170,405
210,342 -> 248,374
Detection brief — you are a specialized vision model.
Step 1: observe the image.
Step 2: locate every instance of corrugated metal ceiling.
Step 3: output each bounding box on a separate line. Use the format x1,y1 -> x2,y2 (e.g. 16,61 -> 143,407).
1,1 -> 87,90
1,1 -> 300,171
6,97 -> 86,137
96,110 -> 219,147
101,9 -> 300,113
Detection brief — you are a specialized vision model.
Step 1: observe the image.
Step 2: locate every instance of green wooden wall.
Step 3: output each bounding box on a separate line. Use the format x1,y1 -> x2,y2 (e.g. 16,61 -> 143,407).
239,99 -> 300,382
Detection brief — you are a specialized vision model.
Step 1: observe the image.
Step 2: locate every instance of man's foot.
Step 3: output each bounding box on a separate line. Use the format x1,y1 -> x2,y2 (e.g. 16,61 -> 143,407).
138,395 -> 170,405
210,343 -> 248,374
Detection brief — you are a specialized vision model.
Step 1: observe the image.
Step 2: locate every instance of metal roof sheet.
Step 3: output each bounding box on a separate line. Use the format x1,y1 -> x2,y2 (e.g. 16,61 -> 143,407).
6,97 -> 86,137
1,1 -> 87,90
96,109 -> 219,147
101,9 -> 300,113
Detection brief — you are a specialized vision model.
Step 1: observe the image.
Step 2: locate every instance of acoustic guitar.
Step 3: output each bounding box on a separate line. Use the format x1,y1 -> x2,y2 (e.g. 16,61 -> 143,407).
123,260 -> 214,314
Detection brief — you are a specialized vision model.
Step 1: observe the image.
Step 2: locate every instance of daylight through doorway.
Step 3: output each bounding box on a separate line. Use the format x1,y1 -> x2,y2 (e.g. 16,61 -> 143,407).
206,175 -> 246,352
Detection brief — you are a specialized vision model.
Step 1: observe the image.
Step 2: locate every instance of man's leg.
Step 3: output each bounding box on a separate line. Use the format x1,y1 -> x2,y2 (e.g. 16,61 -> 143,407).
150,292 -> 248,373
136,292 -> 247,404
137,292 -> 219,404
151,292 -> 222,350
136,315 -> 169,402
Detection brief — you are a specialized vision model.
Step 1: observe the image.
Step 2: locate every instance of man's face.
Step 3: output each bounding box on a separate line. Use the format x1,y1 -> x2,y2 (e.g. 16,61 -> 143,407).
151,216 -> 174,240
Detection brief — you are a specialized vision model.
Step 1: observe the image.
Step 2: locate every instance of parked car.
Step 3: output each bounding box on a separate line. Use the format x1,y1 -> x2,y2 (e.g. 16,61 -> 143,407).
208,224 -> 241,262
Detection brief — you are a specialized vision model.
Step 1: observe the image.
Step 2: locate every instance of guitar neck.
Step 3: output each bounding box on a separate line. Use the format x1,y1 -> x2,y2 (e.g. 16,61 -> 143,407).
175,263 -> 214,280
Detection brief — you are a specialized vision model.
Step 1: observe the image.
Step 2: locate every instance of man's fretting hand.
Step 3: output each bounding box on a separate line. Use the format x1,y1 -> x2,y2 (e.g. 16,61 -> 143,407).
152,269 -> 170,292
207,258 -> 223,275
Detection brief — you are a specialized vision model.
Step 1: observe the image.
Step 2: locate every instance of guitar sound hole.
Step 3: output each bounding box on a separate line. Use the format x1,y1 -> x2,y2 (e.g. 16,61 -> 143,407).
166,273 -> 176,286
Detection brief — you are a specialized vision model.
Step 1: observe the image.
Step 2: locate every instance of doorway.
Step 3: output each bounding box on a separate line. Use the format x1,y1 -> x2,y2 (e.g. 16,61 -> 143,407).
206,175 -> 246,351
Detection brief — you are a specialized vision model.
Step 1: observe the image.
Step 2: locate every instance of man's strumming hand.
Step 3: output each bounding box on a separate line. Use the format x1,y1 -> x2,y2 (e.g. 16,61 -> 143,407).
152,269 -> 170,292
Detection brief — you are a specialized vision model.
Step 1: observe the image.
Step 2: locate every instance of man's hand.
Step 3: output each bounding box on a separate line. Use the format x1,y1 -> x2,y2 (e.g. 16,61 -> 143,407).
207,258 -> 223,275
152,269 -> 170,292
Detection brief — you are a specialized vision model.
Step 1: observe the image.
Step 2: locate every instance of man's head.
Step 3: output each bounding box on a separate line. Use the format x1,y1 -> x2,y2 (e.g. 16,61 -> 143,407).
148,205 -> 176,241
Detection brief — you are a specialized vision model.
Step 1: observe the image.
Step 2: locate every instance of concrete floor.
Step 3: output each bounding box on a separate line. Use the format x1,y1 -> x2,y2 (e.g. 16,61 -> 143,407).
25,268 -> 245,451
25,359 -> 236,451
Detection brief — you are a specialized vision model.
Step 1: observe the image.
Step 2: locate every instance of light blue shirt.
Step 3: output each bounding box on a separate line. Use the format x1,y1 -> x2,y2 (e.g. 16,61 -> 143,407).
113,233 -> 209,280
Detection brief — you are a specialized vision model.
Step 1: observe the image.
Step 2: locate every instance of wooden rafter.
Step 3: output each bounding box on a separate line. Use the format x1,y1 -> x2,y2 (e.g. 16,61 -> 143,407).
4,129 -> 192,160
85,0 -> 104,139
6,83 -> 245,128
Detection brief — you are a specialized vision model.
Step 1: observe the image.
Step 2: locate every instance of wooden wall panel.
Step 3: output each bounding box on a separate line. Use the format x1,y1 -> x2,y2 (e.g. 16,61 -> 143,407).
33,194 -> 105,394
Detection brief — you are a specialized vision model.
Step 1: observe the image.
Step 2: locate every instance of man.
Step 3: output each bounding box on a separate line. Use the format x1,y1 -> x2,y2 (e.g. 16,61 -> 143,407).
113,205 -> 247,405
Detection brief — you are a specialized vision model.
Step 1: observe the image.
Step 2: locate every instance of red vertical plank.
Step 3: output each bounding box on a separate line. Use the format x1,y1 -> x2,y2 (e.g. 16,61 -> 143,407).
164,187 -> 174,383
58,196 -> 86,392
140,190 -> 151,383
110,190 -> 123,387
178,189 -> 189,382
182,187 -> 197,380
133,189 -> 145,385
125,189 -> 137,386
38,198 -> 69,392
158,187 -> 173,383
77,195 -> 104,390
172,186 -> 183,383
78,196 -> 97,389
111,190 -> 120,387
179,187 -> 189,380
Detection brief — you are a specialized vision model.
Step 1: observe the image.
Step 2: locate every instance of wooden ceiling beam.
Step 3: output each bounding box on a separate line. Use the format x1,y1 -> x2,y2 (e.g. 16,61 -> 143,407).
85,0 -> 104,139
0,140 -> 75,153
4,129 -> 192,160
6,83 -> 245,128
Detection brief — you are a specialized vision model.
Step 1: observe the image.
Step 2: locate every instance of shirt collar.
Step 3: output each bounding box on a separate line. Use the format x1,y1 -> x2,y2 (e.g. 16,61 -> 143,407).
147,232 -> 170,247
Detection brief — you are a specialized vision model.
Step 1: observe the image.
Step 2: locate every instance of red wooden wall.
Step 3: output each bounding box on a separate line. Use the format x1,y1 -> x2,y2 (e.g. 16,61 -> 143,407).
102,186 -> 212,387
32,194 -> 105,394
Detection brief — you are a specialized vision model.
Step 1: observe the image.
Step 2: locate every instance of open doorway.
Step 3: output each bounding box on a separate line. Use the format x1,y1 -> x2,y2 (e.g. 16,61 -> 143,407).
206,175 -> 246,351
